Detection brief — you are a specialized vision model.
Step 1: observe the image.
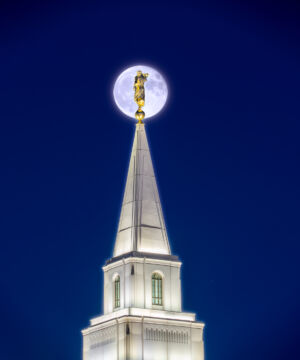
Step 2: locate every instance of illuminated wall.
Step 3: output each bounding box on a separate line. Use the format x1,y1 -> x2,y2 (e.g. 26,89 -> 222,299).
82,316 -> 204,360
103,256 -> 182,314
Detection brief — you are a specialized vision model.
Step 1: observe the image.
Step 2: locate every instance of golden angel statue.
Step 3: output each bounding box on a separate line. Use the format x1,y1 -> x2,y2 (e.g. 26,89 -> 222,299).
134,71 -> 148,108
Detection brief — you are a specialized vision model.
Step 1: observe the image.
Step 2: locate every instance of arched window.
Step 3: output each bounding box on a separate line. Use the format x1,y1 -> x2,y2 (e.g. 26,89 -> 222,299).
152,272 -> 162,305
114,275 -> 120,308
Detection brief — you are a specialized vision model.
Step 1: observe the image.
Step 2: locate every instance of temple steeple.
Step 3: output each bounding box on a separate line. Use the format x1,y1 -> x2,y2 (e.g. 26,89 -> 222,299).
113,123 -> 171,257
82,66 -> 204,360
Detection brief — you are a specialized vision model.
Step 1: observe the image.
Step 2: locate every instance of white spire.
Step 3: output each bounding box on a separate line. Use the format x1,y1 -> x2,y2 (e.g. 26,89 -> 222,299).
113,123 -> 171,257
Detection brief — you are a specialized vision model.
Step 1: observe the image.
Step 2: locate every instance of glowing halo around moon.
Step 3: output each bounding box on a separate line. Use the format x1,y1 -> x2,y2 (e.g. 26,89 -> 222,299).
113,65 -> 168,120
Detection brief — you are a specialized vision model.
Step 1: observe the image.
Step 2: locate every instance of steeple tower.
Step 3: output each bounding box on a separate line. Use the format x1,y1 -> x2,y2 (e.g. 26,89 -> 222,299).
82,67 -> 204,360
114,123 -> 170,257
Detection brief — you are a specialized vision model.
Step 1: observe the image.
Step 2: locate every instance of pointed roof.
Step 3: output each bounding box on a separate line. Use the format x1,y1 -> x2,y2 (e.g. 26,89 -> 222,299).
113,123 -> 171,257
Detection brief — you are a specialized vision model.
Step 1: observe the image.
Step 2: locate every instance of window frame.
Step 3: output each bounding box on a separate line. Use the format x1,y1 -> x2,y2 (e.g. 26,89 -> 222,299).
152,272 -> 163,306
114,275 -> 120,309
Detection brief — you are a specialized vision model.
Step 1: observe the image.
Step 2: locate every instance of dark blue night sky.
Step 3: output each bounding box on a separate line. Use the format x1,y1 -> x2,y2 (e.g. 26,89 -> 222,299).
0,1 -> 299,360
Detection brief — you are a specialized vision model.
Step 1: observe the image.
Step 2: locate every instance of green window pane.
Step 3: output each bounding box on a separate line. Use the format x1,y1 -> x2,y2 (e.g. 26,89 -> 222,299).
115,276 -> 120,308
152,273 -> 163,305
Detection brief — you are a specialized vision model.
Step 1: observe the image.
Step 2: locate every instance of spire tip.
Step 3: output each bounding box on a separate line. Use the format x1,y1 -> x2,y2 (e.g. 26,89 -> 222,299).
135,109 -> 145,124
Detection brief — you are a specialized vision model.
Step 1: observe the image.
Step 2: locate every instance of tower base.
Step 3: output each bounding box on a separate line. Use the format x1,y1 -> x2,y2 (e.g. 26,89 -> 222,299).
82,308 -> 204,360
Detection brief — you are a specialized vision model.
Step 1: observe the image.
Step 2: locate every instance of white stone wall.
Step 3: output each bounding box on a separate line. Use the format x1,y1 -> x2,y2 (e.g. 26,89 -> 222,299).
83,324 -> 119,360
103,257 -> 182,314
82,317 -> 204,360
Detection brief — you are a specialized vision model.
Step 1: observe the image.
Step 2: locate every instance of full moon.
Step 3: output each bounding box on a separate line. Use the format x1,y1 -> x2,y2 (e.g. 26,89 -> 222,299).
113,65 -> 168,119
